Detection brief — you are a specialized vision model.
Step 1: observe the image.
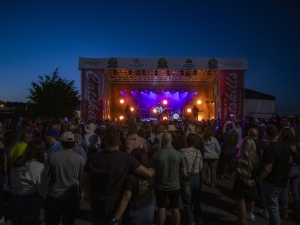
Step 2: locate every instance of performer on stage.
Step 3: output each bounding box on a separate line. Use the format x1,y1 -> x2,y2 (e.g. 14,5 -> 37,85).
192,105 -> 199,121
156,103 -> 164,122
125,105 -> 131,121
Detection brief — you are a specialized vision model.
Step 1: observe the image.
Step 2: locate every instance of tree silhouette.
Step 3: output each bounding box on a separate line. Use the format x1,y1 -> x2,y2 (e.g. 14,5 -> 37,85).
27,68 -> 80,119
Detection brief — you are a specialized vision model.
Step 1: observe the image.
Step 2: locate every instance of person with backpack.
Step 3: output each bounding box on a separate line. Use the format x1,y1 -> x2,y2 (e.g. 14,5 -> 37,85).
219,120 -> 239,179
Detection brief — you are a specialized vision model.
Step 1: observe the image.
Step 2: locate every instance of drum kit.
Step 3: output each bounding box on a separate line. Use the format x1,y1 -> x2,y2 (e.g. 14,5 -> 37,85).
162,108 -> 183,121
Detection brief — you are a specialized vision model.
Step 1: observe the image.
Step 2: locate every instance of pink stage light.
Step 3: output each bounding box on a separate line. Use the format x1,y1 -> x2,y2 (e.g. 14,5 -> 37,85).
163,100 -> 168,105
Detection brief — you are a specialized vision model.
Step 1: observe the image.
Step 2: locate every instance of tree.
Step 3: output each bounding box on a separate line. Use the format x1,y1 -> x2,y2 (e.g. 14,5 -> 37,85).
27,68 -> 80,119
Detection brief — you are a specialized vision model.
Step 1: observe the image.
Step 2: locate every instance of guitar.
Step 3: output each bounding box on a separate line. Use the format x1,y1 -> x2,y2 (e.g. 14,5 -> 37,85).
192,108 -> 204,114
156,107 -> 167,115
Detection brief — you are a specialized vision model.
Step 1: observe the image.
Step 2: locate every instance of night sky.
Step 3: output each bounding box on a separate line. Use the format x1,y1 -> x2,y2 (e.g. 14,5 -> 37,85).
1,0 -> 299,116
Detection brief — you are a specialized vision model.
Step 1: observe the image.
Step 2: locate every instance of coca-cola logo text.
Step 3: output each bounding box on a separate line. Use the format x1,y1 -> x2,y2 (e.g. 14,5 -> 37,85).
225,72 -> 237,114
86,71 -> 101,121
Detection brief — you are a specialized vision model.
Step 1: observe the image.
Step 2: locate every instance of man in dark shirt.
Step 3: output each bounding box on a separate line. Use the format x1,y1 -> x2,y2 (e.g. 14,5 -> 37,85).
246,125 -> 291,225
80,131 -> 155,225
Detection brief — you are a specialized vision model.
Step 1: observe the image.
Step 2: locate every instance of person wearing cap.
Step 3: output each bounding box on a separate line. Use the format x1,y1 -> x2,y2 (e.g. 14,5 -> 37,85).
46,132 -> 85,225
166,124 -> 185,151
245,125 -> 292,224
83,123 -> 101,157
8,129 -> 32,169
44,129 -> 63,157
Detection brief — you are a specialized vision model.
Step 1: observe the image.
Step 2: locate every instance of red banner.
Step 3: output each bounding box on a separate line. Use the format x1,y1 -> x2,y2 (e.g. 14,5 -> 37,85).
221,70 -> 244,120
81,69 -> 104,121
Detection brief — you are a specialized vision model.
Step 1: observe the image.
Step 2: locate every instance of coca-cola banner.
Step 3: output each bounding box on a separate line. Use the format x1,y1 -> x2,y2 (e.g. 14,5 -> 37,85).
81,69 -> 104,121
221,70 -> 244,120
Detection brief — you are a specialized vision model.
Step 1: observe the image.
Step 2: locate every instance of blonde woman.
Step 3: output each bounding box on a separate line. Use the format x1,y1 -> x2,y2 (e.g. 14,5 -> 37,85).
231,137 -> 260,225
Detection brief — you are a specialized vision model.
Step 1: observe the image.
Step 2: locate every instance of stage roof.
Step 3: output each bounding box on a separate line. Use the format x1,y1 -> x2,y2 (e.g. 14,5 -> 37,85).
79,57 -> 247,85
78,57 -> 248,70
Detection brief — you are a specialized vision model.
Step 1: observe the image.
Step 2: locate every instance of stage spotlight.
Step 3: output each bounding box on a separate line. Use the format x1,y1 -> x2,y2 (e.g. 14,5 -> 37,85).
120,99 -> 124,104
163,116 -> 168,120
129,70 -> 132,75
130,107 -> 134,112
187,108 -> 192,113
153,109 -> 157,113
155,70 -> 158,76
167,70 -> 170,76
197,100 -> 201,104
120,116 -> 124,120
163,100 -> 168,105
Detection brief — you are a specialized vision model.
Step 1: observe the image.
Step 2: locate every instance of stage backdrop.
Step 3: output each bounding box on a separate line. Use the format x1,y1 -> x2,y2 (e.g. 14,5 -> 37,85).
221,70 -> 244,120
81,69 -> 104,121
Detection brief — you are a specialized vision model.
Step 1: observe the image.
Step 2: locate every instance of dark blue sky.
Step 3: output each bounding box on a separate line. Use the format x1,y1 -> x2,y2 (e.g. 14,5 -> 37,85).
1,0 -> 299,115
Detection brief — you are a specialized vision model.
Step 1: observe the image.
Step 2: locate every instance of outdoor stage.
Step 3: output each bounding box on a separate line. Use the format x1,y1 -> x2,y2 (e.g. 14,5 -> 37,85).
78,57 -> 247,122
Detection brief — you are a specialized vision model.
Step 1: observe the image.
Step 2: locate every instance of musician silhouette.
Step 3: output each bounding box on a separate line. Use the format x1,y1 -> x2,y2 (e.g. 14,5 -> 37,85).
192,105 -> 199,121
156,103 -> 164,122
125,105 -> 131,121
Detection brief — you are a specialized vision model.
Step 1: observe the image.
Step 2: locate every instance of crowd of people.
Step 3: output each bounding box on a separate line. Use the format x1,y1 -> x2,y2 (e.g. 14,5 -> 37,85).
0,114 -> 299,225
